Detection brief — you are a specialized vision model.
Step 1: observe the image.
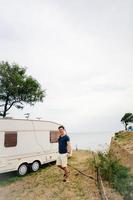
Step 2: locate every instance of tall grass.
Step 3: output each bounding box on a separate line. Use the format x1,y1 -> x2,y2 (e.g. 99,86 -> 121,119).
90,151 -> 133,200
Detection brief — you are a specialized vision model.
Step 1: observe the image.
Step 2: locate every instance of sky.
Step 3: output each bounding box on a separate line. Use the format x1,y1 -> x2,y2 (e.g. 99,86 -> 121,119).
0,0 -> 132,132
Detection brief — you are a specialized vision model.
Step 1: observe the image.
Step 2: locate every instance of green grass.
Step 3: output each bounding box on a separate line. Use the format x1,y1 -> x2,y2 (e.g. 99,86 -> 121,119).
114,132 -> 133,144
0,162 -> 53,186
0,172 -> 22,186
90,151 -> 133,200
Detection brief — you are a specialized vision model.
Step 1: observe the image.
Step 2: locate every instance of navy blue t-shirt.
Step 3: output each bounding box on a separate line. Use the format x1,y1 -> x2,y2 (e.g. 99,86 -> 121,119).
58,134 -> 70,154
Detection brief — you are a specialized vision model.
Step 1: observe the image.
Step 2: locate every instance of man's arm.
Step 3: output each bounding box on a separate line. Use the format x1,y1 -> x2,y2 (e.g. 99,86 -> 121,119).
67,141 -> 72,155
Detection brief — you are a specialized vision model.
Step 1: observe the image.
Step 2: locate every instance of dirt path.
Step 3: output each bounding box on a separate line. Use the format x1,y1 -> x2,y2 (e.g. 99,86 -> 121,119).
0,150 -> 122,200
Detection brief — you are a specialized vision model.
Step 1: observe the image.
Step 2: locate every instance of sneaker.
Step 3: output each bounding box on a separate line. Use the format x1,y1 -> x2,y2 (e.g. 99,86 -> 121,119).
63,178 -> 70,182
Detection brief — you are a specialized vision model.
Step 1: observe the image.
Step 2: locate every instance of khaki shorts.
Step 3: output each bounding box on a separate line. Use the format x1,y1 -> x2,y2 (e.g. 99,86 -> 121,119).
56,153 -> 68,167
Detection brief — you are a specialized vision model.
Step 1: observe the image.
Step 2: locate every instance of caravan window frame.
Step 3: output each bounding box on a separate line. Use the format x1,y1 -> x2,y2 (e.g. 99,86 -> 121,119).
4,131 -> 17,147
50,131 -> 59,143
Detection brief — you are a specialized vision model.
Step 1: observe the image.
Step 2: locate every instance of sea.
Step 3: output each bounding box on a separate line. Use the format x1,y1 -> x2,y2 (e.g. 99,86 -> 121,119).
69,131 -> 116,152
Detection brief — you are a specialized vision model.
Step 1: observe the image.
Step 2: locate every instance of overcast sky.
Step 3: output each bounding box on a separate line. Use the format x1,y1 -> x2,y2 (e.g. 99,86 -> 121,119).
0,0 -> 132,132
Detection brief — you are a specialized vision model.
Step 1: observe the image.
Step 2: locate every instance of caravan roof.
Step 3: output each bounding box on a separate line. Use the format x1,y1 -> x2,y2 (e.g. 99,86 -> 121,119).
0,118 -> 62,132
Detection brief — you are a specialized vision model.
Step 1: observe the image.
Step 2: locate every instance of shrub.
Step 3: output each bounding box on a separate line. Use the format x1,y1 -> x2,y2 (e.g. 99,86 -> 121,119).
90,151 -> 133,200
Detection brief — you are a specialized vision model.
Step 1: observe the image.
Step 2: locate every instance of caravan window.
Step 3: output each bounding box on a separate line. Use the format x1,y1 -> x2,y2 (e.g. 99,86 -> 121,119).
50,131 -> 59,143
4,132 -> 17,147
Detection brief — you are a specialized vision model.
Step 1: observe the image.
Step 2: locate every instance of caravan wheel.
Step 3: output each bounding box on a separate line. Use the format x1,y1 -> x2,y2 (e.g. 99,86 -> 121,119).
18,163 -> 28,176
31,161 -> 40,172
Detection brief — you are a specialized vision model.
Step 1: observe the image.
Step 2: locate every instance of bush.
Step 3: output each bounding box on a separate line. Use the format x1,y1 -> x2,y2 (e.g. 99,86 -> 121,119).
90,151 -> 133,200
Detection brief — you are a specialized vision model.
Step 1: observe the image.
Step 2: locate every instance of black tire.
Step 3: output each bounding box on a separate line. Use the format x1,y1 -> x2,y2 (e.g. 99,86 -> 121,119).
17,163 -> 28,176
31,161 -> 40,172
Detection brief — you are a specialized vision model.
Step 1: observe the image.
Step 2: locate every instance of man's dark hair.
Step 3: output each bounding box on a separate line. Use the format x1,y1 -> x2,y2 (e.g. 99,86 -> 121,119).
58,125 -> 65,130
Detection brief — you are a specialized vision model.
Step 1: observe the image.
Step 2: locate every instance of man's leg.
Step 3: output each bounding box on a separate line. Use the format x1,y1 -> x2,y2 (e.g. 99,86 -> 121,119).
62,154 -> 70,181
63,166 -> 70,175
62,166 -> 70,182
61,165 -> 70,182
57,165 -> 65,170
57,165 -> 70,180
57,154 -> 70,181
57,165 -> 69,174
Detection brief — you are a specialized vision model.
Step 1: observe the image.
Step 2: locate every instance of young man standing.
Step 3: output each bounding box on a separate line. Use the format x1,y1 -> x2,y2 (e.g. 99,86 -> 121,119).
56,125 -> 72,182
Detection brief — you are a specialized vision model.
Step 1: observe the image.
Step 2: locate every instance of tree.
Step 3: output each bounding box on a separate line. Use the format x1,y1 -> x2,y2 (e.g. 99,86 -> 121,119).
0,61 -> 45,118
121,113 -> 133,130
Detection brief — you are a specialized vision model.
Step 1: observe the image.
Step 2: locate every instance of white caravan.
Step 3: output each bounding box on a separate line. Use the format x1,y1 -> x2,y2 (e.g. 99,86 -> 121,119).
0,118 -> 61,176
